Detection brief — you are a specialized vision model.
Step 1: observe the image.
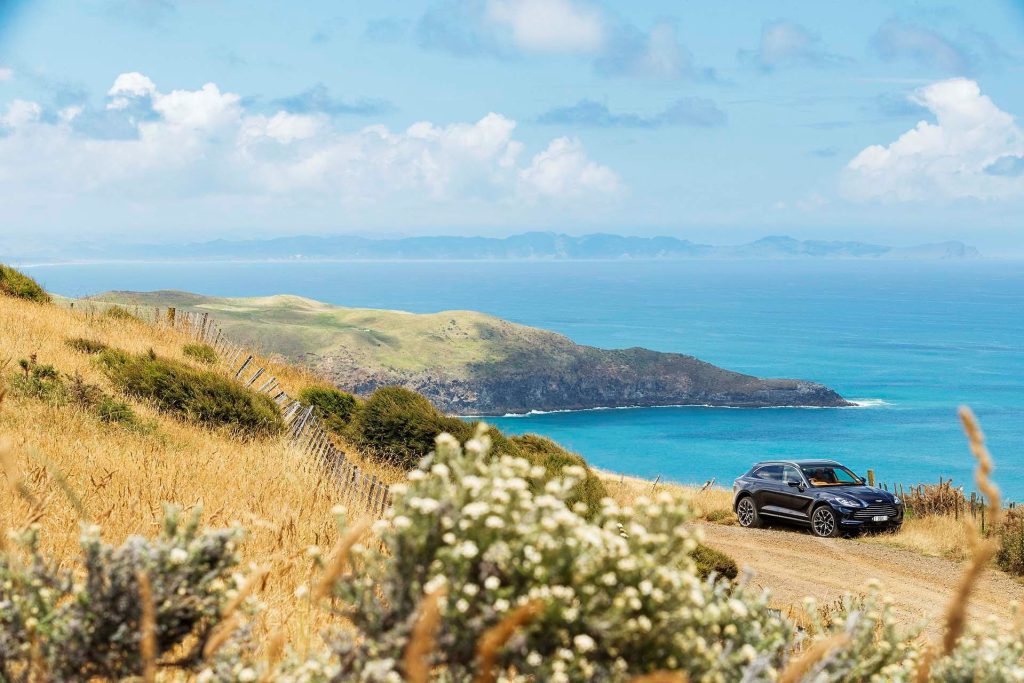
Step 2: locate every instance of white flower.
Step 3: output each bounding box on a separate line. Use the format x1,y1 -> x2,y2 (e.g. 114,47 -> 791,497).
485,515 -> 505,529
463,501 -> 490,518
393,516 -> 412,530
456,541 -> 479,558
574,634 -> 596,652
238,668 -> 257,682
484,576 -> 501,590
431,463 -> 451,477
169,548 -> 188,564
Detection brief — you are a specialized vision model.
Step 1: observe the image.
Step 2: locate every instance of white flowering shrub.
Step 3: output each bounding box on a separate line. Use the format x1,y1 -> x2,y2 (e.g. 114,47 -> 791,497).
0,504 -> 246,681
325,425 -> 792,681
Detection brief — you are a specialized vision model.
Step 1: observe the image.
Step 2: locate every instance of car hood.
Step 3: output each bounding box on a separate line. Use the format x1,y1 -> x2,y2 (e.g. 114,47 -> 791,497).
817,486 -> 898,504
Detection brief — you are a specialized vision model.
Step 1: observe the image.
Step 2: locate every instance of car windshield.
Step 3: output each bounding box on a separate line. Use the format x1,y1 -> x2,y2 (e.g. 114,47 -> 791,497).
800,464 -> 861,487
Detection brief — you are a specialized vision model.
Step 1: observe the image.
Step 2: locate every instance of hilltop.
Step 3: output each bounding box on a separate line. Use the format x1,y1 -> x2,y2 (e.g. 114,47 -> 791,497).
92,290 -> 852,414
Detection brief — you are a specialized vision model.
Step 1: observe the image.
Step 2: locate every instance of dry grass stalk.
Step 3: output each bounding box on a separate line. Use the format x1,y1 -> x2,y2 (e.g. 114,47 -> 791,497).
312,518 -> 371,601
403,587 -> 446,683
626,671 -> 689,683
915,406 -> 1001,682
258,628 -> 287,683
136,570 -> 158,683
779,634 -> 850,683
202,614 -> 240,660
473,599 -> 544,683
222,564 -> 271,619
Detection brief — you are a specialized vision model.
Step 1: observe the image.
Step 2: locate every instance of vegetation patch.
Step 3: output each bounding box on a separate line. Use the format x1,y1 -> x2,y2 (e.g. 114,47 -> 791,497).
507,433 -> 606,514
0,264 -> 50,303
102,305 -> 142,322
299,385 -> 358,434
692,542 -> 739,580
182,342 -> 218,365
99,348 -> 284,437
66,337 -> 110,354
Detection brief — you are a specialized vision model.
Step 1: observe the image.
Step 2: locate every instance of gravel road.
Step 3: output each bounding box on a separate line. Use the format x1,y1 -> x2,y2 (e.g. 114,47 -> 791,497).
699,522 -> 1024,635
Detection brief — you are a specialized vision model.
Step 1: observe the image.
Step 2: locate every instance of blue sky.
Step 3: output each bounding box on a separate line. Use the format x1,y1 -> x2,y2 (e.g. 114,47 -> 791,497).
2,1 -> 1024,252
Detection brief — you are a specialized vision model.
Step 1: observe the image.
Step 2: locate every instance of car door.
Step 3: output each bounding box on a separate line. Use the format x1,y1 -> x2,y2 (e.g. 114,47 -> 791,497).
751,465 -> 786,514
777,465 -> 814,520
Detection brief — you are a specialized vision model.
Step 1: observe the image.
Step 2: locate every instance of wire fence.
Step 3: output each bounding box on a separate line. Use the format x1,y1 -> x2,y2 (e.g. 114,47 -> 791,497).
77,301 -> 393,519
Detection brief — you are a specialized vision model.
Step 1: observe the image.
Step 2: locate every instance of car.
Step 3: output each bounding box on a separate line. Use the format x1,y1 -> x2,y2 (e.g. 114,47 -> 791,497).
732,459 -> 904,537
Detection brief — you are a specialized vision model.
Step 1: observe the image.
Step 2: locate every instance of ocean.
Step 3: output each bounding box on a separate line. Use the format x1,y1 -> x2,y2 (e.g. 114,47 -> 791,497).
22,259 -> 1024,499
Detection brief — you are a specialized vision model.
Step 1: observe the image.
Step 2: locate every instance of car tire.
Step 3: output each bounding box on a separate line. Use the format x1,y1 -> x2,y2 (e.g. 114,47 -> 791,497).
811,505 -> 840,538
736,496 -> 762,529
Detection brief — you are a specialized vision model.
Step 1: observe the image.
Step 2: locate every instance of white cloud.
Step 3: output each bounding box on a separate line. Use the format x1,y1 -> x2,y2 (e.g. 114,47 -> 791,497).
0,72 -> 620,211
1,100 -> 42,128
0,67 -> 13,81
519,137 -> 621,198
485,0 -> 605,54
842,78 -> 1024,202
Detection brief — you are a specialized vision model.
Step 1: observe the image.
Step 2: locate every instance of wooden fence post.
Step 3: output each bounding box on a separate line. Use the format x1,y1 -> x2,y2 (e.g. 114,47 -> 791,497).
867,469 -> 875,487
166,307 -> 176,328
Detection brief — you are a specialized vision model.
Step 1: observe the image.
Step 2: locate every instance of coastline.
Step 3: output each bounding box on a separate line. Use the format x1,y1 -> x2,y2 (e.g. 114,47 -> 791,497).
458,397 -> 890,419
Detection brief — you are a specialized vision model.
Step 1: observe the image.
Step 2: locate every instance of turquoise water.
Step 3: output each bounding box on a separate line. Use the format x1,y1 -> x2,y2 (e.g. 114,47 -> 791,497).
22,259 -> 1024,498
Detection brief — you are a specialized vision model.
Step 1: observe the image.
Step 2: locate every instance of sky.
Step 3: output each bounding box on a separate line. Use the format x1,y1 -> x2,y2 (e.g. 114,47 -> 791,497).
1,1 -> 1024,253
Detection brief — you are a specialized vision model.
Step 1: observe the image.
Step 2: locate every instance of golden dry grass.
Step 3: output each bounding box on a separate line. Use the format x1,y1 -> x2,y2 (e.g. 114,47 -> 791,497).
600,469 -> 736,524
0,295 -> 386,644
857,514 -> 972,560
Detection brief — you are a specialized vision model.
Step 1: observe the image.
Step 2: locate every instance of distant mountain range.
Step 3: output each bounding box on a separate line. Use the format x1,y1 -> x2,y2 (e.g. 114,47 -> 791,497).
21,232 -> 981,262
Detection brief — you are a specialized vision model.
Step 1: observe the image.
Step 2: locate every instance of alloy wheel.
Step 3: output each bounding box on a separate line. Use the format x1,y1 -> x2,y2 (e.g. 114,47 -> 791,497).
812,507 -> 836,537
737,498 -> 755,527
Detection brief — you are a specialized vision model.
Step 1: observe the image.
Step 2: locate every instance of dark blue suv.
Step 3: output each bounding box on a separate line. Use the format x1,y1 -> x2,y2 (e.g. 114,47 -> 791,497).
732,459 -> 904,537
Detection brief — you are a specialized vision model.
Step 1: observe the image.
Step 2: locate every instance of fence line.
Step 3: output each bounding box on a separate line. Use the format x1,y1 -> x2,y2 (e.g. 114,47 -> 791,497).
139,304 -> 393,519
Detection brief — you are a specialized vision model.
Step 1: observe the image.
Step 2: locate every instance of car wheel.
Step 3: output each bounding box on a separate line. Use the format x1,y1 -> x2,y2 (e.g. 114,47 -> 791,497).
811,505 -> 840,538
736,496 -> 761,528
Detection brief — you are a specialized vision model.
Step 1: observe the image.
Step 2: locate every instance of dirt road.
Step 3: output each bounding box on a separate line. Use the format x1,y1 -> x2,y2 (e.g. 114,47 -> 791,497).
699,522 -> 1024,634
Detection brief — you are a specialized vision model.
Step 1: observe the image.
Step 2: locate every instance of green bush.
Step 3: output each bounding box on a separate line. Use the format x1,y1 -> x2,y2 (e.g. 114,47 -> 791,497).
67,337 -> 109,354
182,342 -> 218,365
98,349 -> 284,437
0,264 -> 50,303
96,396 -> 137,425
691,542 -> 739,580
103,305 -> 140,322
349,386 -> 469,467
299,385 -> 359,434
10,357 -> 66,403
508,433 -> 607,514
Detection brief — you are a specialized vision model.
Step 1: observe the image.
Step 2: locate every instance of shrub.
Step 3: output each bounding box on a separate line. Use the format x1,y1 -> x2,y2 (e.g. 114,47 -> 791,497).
96,396 -> 137,424
66,337 -> 109,354
299,385 -> 359,434
691,542 -> 739,580
349,386 -> 470,467
508,433 -> 607,514
103,305 -> 140,322
10,355 -> 66,403
328,424 -> 793,680
182,342 -> 218,364
996,509 -> 1024,576
98,349 -> 284,437
0,264 -> 50,303
0,506 -> 244,680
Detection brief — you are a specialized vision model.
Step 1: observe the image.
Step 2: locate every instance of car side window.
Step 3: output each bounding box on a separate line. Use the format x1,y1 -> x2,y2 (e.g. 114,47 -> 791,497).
781,466 -> 803,485
755,465 -> 783,481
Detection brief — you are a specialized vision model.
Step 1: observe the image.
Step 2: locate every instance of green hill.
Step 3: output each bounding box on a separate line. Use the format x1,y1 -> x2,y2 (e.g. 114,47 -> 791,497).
91,290 -> 852,415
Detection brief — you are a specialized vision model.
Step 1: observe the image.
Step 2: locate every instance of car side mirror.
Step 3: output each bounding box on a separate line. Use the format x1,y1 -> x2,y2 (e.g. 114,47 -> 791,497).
787,480 -> 801,488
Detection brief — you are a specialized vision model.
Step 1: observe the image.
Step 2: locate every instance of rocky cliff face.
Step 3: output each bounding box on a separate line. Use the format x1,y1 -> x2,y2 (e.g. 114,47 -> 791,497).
314,346 -> 852,415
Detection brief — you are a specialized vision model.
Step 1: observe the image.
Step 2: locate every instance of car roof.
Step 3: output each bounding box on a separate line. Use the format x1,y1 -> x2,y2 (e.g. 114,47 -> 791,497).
751,459 -> 844,468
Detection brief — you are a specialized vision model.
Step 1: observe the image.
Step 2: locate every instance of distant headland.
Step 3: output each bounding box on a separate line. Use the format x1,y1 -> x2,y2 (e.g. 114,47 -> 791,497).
18,232 -> 980,263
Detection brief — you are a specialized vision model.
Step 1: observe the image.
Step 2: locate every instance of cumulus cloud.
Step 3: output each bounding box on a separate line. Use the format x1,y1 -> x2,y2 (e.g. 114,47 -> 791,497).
739,20 -> 849,72
0,72 -> 620,209
519,137 -> 620,198
537,97 -> 725,128
485,0 -> 604,54
415,1 -> 711,81
842,78 -> 1024,202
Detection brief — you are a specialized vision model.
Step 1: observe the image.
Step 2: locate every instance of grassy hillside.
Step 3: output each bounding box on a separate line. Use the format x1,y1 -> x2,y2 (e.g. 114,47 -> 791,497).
92,290 -> 852,414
